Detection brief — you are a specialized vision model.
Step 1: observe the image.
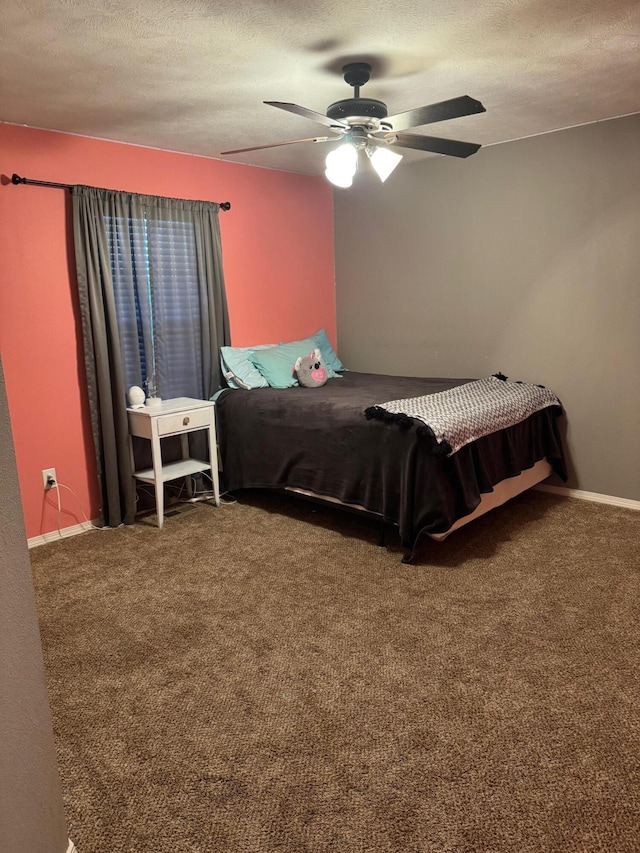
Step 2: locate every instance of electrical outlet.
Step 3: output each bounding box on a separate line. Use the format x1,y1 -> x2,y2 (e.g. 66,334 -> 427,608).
42,468 -> 57,490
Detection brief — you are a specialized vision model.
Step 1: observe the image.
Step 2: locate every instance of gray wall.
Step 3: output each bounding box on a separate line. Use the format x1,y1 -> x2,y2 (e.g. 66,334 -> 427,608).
334,113 -> 640,500
0,356 -> 69,853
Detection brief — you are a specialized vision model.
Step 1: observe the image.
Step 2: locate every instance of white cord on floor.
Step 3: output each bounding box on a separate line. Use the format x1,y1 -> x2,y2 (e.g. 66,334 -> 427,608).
47,481 -> 109,532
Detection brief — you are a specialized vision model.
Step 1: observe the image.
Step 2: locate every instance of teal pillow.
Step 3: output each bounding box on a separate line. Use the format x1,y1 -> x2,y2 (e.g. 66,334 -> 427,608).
281,335 -> 340,379
312,328 -> 346,373
220,344 -> 274,389
222,332 -> 344,390
248,337 -> 320,388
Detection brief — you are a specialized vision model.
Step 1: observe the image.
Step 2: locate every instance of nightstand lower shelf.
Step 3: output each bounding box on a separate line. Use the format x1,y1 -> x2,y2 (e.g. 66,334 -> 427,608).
133,458 -> 211,484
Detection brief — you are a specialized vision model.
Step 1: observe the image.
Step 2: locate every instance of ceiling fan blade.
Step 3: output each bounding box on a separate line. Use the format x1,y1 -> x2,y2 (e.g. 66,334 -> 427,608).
221,136 -> 331,155
390,132 -> 481,158
385,95 -> 486,132
264,101 -> 349,130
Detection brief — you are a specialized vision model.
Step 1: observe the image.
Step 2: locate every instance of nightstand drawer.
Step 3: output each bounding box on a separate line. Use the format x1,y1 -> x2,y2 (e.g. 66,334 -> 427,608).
157,407 -> 211,436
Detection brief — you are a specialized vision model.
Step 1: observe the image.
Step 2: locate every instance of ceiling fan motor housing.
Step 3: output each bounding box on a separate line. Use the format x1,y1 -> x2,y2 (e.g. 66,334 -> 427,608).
326,61 -> 389,125
326,98 -> 388,122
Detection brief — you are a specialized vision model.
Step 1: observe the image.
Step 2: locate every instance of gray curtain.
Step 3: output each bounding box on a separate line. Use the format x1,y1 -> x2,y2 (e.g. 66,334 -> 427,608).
72,185 -> 230,528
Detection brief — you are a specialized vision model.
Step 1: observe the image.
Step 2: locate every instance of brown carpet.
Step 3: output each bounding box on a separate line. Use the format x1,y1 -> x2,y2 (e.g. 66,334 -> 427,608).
30,490 -> 640,853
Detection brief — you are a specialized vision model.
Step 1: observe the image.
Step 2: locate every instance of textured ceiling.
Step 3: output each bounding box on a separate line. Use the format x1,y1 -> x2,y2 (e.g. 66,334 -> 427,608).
2,0 -> 639,176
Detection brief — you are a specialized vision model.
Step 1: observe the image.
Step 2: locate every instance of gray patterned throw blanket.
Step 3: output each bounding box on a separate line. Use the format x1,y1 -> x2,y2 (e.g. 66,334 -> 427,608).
364,375 -> 562,456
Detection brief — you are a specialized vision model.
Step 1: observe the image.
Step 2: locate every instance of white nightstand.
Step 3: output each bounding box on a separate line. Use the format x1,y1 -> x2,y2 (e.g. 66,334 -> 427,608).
127,397 -> 220,529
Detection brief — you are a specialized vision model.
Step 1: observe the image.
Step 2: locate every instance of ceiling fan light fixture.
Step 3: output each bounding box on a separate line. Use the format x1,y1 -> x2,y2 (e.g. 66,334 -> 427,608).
325,143 -> 358,188
367,145 -> 403,182
324,167 -> 354,188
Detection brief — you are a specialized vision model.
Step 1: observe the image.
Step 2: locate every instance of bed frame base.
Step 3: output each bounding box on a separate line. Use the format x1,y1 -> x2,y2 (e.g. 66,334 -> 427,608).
282,458 -> 553,560
427,458 -> 553,541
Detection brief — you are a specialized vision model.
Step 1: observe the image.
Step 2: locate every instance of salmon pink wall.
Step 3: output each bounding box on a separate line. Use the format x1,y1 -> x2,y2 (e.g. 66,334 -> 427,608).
0,123 -> 335,539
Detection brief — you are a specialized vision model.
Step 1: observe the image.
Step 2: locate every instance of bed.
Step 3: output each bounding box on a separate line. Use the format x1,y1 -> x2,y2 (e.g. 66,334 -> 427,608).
215,369 -> 566,560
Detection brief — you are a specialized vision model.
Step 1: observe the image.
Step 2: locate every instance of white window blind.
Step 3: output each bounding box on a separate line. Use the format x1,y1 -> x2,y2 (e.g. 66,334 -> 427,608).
107,212 -> 205,400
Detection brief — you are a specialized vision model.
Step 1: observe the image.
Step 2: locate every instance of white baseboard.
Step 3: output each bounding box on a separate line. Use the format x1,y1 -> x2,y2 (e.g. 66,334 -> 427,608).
25,487 -> 638,549
67,840 -> 77,853
535,483 -> 640,511
28,520 -> 98,549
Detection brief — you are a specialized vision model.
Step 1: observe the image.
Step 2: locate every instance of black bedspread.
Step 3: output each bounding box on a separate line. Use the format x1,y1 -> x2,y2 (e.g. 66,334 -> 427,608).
216,372 -> 566,550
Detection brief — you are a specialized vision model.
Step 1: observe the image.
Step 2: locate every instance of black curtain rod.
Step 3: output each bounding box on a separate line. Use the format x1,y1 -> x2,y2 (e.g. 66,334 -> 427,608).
11,173 -> 231,211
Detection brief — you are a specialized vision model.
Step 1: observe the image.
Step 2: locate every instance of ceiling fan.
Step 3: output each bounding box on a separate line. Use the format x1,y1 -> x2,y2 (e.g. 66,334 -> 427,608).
221,62 -> 486,187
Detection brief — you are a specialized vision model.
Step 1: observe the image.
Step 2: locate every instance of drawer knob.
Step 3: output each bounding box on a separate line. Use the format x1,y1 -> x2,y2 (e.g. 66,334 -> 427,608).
183,416 -> 190,426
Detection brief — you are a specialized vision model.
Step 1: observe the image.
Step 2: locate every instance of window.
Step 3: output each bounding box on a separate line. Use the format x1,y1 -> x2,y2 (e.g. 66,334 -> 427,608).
107,209 -> 206,400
